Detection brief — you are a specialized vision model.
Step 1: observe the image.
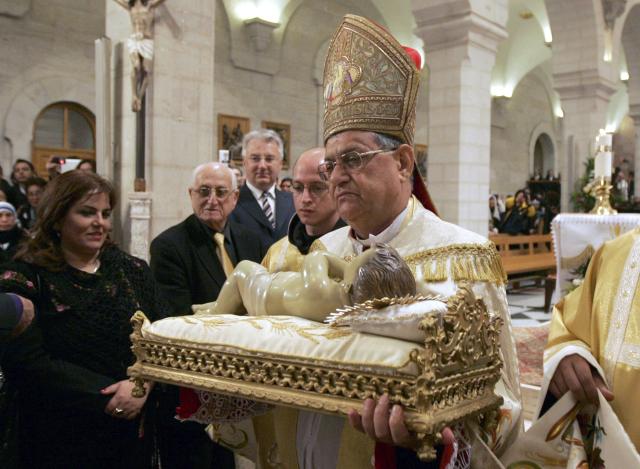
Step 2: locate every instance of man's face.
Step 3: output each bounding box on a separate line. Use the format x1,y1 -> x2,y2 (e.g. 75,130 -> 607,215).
189,166 -> 238,232
13,162 -> 33,184
292,149 -> 337,236
324,131 -> 408,235
242,139 -> 282,191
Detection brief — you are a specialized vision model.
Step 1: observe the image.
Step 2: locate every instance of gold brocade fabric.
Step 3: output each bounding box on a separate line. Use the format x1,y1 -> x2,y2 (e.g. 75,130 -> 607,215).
261,236 -> 305,273
323,14 -> 420,144
544,228 -> 640,450
254,197 -> 522,468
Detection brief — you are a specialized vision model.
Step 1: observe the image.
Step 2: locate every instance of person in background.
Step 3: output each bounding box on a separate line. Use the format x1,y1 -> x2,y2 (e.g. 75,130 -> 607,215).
17,177 -> 46,231
0,171 -> 167,468
77,159 -> 96,173
229,129 -> 295,251
262,147 -> 346,272
230,166 -> 245,187
489,195 -> 502,234
499,189 -> 531,235
0,202 -> 24,264
9,159 -> 35,211
150,162 -> 265,469
0,293 -> 34,344
45,155 -> 64,180
0,165 -> 15,206
279,177 -> 293,192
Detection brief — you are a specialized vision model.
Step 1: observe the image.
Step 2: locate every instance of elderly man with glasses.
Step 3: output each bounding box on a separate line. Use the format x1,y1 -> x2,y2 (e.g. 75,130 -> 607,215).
262,147 -> 346,273
243,15 -> 522,469
149,162 -> 265,469
228,129 -> 296,251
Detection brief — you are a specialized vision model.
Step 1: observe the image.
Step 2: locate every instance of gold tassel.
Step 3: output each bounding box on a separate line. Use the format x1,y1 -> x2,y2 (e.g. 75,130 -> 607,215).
406,242 -> 507,285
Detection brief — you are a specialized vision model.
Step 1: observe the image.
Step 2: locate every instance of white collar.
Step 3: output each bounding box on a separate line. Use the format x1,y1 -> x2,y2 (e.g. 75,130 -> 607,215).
246,181 -> 276,200
348,204 -> 409,255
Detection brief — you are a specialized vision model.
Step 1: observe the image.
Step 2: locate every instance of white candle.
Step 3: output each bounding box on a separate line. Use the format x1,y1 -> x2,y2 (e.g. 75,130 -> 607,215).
594,151 -> 612,178
597,129 -> 612,149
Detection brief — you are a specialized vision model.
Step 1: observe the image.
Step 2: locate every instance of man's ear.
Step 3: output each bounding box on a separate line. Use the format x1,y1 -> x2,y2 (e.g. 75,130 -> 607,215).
396,144 -> 415,181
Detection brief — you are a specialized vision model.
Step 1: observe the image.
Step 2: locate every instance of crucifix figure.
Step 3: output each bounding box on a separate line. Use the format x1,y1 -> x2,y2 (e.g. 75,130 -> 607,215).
113,0 -> 166,112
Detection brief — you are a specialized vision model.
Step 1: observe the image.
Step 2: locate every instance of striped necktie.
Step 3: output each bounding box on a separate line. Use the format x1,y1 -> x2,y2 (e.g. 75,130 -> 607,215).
260,191 -> 275,228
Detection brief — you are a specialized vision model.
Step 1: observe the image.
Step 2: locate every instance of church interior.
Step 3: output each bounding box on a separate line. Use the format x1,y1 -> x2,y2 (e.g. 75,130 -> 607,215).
1,0 -> 640,467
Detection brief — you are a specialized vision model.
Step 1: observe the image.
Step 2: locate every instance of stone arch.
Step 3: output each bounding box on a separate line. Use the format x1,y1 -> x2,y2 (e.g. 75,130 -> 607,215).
545,0 -> 604,74
530,129 -> 555,176
3,76 -> 94,164
620,3 -> 640,107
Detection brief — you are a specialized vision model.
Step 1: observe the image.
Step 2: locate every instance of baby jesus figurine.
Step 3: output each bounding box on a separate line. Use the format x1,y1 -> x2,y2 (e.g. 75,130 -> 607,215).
192,243 -> 417,320
179,245 -> 419,443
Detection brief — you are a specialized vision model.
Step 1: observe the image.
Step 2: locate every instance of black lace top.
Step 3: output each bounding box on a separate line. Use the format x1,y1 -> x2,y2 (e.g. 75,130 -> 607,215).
0,244 -> 168,380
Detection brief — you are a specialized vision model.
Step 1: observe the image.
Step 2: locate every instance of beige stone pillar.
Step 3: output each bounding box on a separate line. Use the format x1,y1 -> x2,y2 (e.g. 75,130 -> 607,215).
106,1 -> 216,252
412,1 -> 507,235
553,79 -> 616,211
631,105 -> 640,198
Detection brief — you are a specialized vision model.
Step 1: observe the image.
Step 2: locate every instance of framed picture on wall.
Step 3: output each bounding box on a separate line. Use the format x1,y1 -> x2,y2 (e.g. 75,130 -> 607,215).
218,114 -> 250,163
262,121 -> 291,169
414,143 -> 428,178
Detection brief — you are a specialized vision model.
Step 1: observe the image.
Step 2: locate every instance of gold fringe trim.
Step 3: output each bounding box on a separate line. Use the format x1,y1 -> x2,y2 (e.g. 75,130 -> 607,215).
404,242 -> 507,285
559,245 -> 595,270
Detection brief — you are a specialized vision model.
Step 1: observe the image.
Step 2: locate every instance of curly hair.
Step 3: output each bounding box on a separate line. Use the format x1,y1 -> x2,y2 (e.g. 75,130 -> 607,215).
351,244 -> 416,304
15,171 -> 116,271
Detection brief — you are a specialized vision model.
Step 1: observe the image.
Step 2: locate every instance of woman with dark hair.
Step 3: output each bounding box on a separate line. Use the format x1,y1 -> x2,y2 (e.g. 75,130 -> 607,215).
16,176 -> 46,231
9,159 -> 35,211
76,159 -> 96,172
0,171 -> 167,468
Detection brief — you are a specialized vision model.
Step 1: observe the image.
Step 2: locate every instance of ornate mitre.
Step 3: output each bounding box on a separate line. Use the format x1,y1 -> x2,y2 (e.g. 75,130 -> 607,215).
323,14 -> 420,145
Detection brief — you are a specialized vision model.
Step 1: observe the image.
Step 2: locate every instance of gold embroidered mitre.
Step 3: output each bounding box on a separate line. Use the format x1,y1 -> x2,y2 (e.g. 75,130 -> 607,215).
323,14 -> 420,145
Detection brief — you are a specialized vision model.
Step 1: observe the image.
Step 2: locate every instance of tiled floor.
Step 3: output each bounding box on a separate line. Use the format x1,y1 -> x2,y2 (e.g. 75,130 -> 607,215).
507,285 -> 551,327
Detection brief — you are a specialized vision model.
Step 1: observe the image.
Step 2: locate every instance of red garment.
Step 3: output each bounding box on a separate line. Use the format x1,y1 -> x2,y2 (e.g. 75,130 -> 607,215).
176,387 -> 201,419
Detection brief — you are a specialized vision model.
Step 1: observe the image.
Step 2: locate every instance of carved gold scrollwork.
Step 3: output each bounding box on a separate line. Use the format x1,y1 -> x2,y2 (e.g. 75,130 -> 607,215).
128,284 -> 504,461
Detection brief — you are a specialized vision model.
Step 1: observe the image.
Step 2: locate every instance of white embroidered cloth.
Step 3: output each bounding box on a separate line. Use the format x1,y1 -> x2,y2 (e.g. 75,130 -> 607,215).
551,213 -> 640,303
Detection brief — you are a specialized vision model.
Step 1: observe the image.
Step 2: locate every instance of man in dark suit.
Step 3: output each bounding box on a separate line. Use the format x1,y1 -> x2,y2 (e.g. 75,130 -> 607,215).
150,162 -> 265,469
228,129 -> 296,251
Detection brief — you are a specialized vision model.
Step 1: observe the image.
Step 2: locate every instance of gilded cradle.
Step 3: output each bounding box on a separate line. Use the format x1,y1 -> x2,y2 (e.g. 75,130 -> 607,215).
127,284 -> 503,461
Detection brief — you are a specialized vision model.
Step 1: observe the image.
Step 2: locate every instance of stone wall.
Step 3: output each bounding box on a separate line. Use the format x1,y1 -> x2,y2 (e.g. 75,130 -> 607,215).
490,66 -> 559,196
0,0 -> 104,172
213,0 -> 429,178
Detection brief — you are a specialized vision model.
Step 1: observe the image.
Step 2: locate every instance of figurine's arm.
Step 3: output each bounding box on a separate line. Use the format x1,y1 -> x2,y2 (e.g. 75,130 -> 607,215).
273,251 -> 350,321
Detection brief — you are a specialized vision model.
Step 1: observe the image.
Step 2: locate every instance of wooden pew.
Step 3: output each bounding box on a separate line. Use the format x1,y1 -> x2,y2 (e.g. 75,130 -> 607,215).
490,233 -> 555,275
489,234 -> 556,295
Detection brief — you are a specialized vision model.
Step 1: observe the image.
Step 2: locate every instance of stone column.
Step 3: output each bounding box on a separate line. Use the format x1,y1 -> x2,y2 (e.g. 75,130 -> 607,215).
412,1 -> 507,235
553,78 -> 615,210
106,1 -> 216,252
544,0 -> 618,210
128,192 -> 152,262
95,37 -> 112,181
631,105 -> 640,198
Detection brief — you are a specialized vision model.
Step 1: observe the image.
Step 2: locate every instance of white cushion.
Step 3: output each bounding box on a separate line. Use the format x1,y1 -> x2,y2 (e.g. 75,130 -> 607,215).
327,298 -> 448,343
142,314 -> 419,375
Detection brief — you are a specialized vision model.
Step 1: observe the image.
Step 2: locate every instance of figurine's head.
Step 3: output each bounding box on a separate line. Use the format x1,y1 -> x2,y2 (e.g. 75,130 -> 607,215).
345,244 -> 416,304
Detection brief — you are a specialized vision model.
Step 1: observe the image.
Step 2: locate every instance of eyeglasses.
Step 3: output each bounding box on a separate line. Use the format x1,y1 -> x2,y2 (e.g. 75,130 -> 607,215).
192,186 -> 233,200
317,148 -> 396,181
291,181 -> 329,197
248,155 -> 279,164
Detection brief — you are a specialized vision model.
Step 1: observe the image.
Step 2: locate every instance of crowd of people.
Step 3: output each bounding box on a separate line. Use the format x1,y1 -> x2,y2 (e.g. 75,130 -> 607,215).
1,11 -> 638,469
489,187 -> 559,235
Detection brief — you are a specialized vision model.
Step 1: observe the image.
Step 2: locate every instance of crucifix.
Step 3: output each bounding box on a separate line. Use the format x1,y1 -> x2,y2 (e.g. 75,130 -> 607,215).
113,0 -> 166,191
